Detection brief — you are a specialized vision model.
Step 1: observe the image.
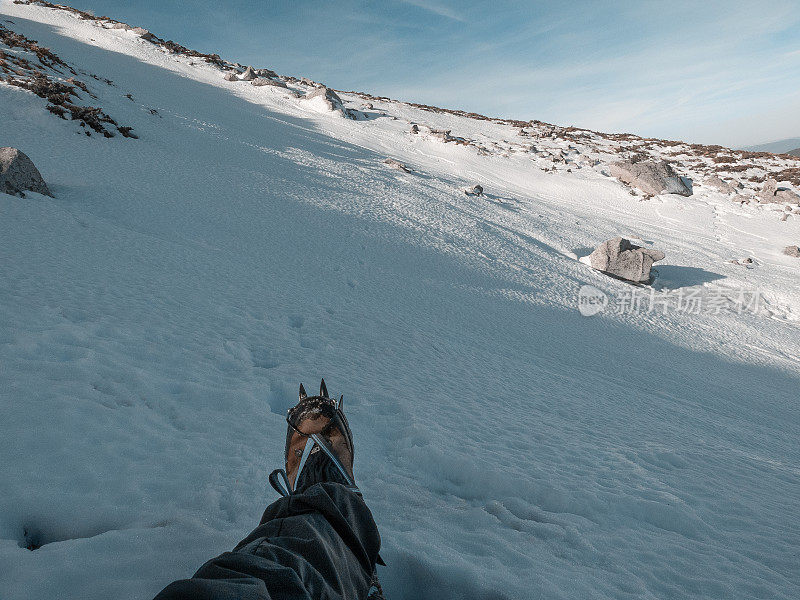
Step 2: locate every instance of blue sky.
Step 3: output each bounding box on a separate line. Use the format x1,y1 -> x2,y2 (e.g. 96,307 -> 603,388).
76,0 -> 800,147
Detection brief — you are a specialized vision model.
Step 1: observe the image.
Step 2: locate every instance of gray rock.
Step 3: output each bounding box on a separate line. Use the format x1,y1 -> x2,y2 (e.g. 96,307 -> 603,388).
429,129 -> 452,142
240,66 -> 257,81
130,27 -> 149,35
783,245 -> 800,257
223,71 -> 239,81
758,178 -> 800,203
410,124 -> 420,134
251,77 -> 288,88
0,147 -> 52,197
609,160 -> 692,197
384,158 -> 412,173
465,184 -> 483,196
705,175 -> 740,194
303,86 -> 346,113
589,237 -> 665,283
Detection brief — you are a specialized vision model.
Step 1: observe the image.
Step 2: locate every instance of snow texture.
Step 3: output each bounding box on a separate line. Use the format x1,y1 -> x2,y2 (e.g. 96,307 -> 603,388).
1,2 -> 799,599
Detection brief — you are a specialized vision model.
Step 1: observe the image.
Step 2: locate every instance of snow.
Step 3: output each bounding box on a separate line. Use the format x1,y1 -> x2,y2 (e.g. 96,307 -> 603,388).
1,2 -> 799,599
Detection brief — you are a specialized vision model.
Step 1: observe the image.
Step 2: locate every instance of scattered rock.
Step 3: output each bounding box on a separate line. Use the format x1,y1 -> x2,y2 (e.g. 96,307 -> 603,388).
429,129 -> 452,142
465,184 -> 483,197
781,213 -> 789,221
383,158 -> 412,173
251,77 -> 288,88
589,237 -> 665,283
609,160 -> 692,197
758,178 -> 800,203
130,27 -> 149,36
410,124 -> 420,135
0,148 -> 52,197
730,257 -> 756,267
783,245 -> 800,257
240,66 -> 257,81
223,71 -> 238,81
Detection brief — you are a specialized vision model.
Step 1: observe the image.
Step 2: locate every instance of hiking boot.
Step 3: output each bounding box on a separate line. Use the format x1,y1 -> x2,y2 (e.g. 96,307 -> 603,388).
269,379 -> 357,496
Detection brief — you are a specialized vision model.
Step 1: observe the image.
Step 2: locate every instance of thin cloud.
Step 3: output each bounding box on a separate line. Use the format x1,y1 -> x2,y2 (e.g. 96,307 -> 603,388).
396,0 -> 465,22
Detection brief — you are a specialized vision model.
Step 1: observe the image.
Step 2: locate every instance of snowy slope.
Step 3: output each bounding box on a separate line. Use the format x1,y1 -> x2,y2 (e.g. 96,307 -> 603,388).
1,3 -> 799,599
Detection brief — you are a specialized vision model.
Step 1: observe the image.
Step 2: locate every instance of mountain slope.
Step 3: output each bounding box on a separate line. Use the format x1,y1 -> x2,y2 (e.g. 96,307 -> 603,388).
1,2 -> 799,600
746,137 -> 800,154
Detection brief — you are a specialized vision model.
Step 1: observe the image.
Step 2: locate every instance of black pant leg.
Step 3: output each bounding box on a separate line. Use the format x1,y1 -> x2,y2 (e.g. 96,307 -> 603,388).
153,482 -> 381,600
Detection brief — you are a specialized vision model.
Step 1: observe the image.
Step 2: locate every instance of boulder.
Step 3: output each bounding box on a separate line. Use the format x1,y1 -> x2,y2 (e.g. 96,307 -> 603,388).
0,148 -> 52,197
303,86 -> 346,113
130,27 -> 149,36
240,66 -> 257,81
783,245 -> 800,257
465,184 -> 483,196
223,71 -> 239,81
705,175 -> 740,194
758,178 -> 800,204
589,237 -> 665,283
609,160 -> 692,197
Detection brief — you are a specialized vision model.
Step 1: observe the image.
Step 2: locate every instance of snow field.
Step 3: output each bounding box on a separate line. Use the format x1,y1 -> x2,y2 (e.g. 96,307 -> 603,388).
1,4 -> 799,599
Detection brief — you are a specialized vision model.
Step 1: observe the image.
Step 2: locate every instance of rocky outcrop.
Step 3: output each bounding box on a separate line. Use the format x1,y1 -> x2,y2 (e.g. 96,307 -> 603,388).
783,245 -> 800,258
758,179 -> 800,204
589,237 -> 665,283
609,160 -> 692,197
223,71 -> 238,81
0,148 -> 52,197
240,66 -> 257,81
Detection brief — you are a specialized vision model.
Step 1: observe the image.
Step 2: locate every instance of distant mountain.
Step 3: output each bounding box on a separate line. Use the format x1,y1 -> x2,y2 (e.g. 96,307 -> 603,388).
788,147 -> 800,157
744,137 -> 800,154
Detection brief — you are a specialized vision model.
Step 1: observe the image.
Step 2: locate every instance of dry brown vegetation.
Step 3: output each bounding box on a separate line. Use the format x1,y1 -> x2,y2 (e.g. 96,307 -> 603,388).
1,22 -> 135,137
